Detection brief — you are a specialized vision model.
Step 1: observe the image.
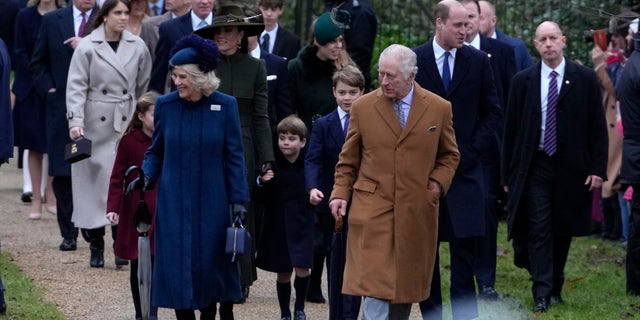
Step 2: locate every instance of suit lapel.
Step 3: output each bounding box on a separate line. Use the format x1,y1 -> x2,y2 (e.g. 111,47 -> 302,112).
558,59 -> 576,107
60,6 -> 75,40
374,91 -> 402,137
328,111 -> 345,146
527,63 -> 543,122
449,46 -> 471,95
180,12 -> 194,34
423,41 -> 447,95
399,83 -> 429,142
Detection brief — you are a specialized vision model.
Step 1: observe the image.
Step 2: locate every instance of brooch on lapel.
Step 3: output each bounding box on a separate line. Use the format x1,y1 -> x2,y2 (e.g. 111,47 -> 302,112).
211,104 -> 221,111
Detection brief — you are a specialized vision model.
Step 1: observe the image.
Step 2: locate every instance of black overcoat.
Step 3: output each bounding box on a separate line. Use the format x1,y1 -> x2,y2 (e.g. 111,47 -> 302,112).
501,60 -> 608,239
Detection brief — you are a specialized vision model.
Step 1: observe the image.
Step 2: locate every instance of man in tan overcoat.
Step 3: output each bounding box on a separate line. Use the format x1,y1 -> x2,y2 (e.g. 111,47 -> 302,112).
329,44 -> 460,319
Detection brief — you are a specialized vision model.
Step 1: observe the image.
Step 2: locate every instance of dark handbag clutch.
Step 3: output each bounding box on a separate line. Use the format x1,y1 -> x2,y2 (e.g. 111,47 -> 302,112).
64,137 -> 92,163
225,215 -> 251,262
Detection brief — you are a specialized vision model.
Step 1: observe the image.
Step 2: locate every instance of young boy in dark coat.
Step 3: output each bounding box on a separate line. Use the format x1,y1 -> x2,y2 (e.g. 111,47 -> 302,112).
304,65 -> 365,319
256,115 -> 312,320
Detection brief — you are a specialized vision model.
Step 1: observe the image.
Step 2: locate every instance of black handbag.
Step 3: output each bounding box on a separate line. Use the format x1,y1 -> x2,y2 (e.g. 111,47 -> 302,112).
64,137 -> 92,163
225,214 -> 251,262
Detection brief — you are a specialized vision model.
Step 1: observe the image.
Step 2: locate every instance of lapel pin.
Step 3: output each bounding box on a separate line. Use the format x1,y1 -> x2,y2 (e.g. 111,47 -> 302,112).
211,104 -> 221,111
428,126 -> 437,132
565,80 -> 570,85
487,53 -> 492,59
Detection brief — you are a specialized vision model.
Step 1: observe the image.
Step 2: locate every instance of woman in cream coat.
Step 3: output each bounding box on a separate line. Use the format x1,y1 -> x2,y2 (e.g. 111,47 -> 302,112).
66,0 -> 151,268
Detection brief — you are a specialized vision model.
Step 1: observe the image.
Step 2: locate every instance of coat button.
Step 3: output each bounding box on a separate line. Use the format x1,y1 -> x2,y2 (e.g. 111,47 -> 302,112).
102,89 -> 107,94
122,116 -> 127,121
100,116 -> 106,121
122,89 -> 128,94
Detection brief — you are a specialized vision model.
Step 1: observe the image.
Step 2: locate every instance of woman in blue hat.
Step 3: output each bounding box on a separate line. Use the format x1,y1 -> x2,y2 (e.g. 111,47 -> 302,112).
135,34 -> 250,320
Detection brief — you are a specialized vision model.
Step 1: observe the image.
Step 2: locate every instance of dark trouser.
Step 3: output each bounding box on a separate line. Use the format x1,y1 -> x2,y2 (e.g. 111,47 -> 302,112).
52,176 -> 77,241
626,184 -> 640,294
309,208 -> 334,299
601,195 -> 621,240
474,162 -> 499,289
175,302 -> 233,320
524,152 -> 571,300
421,228 -> 479,319
81,226 -> 105,248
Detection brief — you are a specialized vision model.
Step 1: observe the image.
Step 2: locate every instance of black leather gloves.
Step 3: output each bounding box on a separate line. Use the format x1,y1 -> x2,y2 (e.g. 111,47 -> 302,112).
231,203 -> 247,223
126,175 -> 155,195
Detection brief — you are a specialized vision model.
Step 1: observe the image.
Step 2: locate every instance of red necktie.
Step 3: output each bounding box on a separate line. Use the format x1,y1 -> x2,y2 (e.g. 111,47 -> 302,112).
78,12 -> 87,37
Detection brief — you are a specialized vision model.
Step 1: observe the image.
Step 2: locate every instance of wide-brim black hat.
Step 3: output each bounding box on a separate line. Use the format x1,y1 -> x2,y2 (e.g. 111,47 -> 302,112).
194,5 -> 264,39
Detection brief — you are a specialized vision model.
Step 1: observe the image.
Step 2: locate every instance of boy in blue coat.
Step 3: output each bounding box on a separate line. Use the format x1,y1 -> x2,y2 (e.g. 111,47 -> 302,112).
304,65 -> 365,319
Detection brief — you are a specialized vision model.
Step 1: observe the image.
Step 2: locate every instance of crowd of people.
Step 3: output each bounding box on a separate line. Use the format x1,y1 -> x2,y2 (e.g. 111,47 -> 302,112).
1,0 -> 639,319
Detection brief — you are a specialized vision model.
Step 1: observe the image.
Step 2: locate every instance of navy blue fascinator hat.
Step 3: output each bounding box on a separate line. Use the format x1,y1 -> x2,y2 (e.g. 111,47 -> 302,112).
169,34 -> 220,72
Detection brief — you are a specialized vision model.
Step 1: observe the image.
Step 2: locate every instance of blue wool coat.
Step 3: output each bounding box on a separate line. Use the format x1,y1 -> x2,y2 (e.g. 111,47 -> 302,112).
0,39 -> 12,164
142,91 -> 249,309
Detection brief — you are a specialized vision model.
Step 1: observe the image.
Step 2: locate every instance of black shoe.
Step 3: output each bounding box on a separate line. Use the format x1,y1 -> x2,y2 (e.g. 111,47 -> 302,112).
306,292 -> 325,303
114,256 -> 129,268
478,286 -> 500,301
293,310 -> 306,320
20,192 -> 32,204
233,286 -> 250,304
59,239 -> 77,251
550,294 -> 564,306
533,297 -> 549,313
90,248 -> 104,268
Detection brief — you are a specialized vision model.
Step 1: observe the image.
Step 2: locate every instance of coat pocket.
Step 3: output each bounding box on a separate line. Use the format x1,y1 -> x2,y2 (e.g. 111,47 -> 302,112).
353,179 -> 377,193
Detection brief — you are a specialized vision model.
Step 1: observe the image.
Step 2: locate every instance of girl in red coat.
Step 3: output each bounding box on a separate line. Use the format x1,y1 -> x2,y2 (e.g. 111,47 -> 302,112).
106,91 -> 159,320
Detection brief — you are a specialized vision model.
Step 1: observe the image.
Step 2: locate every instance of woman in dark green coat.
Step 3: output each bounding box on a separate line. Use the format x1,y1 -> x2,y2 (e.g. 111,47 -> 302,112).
194,4 -> 274,301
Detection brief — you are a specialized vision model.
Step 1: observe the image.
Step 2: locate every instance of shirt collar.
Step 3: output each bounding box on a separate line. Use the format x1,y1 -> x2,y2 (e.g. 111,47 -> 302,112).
149,0 -> 164,11
541,57 -> 566,79
191,10 -> 213,29
433,39 -> 457,60
337,106 -> 348,120
464,34 -> 481,50
250,46 -> 261,59
261,23 -> 279,38
73,5 -> 92,19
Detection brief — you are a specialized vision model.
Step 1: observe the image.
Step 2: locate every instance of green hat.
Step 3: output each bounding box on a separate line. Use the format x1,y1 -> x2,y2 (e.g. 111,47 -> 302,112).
314,10 -> 350,45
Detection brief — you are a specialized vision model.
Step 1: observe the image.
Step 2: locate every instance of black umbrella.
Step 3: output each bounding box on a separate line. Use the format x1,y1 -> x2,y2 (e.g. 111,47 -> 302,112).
125,166 -> 153,320
328,215 -> 345,320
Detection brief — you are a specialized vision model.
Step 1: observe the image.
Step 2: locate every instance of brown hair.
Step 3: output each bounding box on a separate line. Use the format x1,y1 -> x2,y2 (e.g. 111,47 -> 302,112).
124,91 -> 159,134
332,64 -> 365,89
257,0 -> 283,9
277,115 -> 307,140
27,0 -> 65,8
92,0 -> 132,30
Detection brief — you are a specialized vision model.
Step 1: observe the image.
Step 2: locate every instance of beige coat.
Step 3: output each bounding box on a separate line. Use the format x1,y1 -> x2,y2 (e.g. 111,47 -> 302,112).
330,83 -> 460,303
66,25 -> 151,229
596,66 -> 622,198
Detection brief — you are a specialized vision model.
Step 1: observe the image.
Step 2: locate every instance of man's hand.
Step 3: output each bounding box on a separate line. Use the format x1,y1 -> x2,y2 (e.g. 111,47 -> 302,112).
428,179 -> 442,194
64,36 -> 83,50
585,175 -> 603,191
309,188 -> 324,205
329,198 -> 347,220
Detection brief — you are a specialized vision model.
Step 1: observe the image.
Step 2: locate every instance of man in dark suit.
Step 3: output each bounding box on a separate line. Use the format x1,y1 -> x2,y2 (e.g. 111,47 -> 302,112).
140,0 -> 191,61
460,0 -> 515,301
258,0 -> 300,61
148,0 -> 214,93
478,0 -> 534,71
30,0 -> 97,251
413,1 -> 501,319
502,21 -> 607,313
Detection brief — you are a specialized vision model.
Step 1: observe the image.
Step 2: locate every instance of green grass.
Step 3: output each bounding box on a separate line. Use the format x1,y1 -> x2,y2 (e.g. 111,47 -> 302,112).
0,251 -> 64,320
437,222 -> 635,320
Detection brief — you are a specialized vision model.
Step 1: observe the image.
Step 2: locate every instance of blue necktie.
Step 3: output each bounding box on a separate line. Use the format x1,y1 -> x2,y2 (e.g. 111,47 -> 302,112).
543,71 -> 559,156
343,113 -> 350,137
261,33 -> 270,53
442,51 -> 451,91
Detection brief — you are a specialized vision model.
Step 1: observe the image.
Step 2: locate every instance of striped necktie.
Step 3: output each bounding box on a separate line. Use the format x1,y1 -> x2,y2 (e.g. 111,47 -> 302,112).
543,71 -> 559,156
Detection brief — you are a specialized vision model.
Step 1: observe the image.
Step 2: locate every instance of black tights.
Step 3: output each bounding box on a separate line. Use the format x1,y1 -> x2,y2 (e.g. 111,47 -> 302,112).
175,302 -> 234,320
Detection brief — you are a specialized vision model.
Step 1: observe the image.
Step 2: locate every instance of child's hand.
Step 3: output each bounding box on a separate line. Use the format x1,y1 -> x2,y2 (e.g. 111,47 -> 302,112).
106,211 -> 119,224
309,188 -> 324,205
259,169 -> 274,184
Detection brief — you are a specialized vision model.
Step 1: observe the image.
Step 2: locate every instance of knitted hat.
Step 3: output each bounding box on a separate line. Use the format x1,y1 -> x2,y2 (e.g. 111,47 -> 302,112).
314,10 -> 350,45
169,34 -> 220,72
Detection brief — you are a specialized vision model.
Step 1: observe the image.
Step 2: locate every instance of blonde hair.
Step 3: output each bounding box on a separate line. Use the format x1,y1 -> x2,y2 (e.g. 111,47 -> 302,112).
180,64 -> 221,97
